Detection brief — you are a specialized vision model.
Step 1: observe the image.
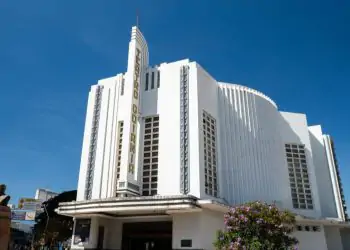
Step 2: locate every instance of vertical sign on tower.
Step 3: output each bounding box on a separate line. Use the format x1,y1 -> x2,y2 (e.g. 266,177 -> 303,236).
128,48 -> 141,175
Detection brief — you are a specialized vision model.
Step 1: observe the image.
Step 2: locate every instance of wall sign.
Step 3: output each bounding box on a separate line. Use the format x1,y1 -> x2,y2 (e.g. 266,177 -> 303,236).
128,48 -> 141,175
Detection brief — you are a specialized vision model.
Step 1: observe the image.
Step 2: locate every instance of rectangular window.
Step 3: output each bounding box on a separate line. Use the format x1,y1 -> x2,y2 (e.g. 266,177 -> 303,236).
157,71 -> 160,88
181,240 -> 192,248
203,111 -> 218,197
285,144 -> 313,210
142,116 -> 159,196
115,121 -> 124,195
145,73 -> 149,91
121,78 -> 125,96
151,71 -> 155,89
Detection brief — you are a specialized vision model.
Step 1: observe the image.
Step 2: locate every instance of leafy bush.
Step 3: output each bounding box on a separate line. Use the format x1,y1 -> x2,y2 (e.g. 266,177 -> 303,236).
214,201 -> 298,250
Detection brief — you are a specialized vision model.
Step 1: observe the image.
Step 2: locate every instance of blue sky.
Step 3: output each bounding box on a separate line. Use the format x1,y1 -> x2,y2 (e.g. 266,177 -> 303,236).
1,0 -> 349,206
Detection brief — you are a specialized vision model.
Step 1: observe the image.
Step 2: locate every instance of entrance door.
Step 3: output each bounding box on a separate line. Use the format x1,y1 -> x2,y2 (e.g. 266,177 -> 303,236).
97,226 -> 104,249
121,221 -> 172,250
126,236 -> 172,250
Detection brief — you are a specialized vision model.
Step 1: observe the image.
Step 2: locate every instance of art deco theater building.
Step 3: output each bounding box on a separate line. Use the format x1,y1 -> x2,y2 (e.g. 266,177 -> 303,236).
58,26 -> 349,250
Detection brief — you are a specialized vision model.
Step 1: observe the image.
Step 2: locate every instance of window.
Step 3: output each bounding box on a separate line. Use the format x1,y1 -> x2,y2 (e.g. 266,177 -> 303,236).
142,116 -> 159,196
157,71 -> 160,88
115,121 -> 124,194
145,73 -> 149,91
203,111 -> 218,197
121,78 -> 125,95
295,225 -> 321,232
151,71 -> 155,89
180,65 -> 189,194
181,240 -> 192,248
285,144 -> 313,209
85,86 -> 103,200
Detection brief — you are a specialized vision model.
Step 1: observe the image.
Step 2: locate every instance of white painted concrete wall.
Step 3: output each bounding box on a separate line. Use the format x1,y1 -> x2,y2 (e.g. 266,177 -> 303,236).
70,212 -> 348,250
293,227 -> 328,250
157,59 -> 189,196
340,228 -> 350,249
279,112 -> 322,218
172,213 -> 202,249
100,218 -> 122,250
309,126 -> 338,218
323,135 -> 346,221
196,64 -> 219,200
173,210 -> 340,250
324,226 -> 343,250
199,210 -> 225,250
217,83 -> 289,207
76,85 -> 97,201
172,210 -> 224,250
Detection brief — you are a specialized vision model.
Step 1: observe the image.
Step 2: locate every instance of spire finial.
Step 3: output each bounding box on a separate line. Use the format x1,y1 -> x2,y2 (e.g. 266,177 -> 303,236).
136,8 -> 139,28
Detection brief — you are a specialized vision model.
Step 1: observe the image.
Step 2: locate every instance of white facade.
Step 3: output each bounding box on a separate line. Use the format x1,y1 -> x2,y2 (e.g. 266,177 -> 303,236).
61,26 -> 349,250
35,188 -> 58,202
7,204 -> 15,209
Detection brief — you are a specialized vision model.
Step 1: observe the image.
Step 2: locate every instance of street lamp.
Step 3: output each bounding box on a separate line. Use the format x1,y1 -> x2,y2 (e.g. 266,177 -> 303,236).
43,203 -> 49,235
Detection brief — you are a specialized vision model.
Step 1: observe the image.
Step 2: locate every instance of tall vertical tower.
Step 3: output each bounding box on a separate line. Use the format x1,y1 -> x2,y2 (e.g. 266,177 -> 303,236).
76,26 -> 149,201
117,27 -> 149,197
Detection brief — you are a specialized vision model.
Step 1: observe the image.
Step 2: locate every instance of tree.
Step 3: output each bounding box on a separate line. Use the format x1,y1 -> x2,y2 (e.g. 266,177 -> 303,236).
34,190 -> 76,247
214,201 -> 298,250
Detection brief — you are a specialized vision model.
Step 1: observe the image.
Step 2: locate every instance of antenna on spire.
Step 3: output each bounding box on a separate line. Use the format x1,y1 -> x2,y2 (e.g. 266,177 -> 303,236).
136,8 -> 139,28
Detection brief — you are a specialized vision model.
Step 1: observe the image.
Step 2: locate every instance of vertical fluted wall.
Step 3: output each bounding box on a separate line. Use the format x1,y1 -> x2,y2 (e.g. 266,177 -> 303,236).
217,83 -> 290,206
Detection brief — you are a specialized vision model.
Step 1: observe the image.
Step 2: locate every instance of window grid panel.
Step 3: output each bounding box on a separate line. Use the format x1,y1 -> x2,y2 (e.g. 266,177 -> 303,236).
85,85 -> 103,200
285,144 -> 313,210
115,121 -> 124,195
180,66 -> 190,194
142,116 -> 159,196
203,111 -> 218,198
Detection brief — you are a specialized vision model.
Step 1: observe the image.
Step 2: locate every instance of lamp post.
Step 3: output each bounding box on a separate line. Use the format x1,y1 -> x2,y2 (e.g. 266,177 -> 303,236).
43,204 -> 49,249
43,204 -> 49,234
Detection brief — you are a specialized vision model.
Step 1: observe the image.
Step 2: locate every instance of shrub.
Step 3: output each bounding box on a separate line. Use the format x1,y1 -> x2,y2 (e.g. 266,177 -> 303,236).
214,201 -> 298,250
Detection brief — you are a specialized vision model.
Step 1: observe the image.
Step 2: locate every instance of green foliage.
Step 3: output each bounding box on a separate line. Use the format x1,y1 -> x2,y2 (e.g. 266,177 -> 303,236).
214,201 -> 298,250
34,190 -> 76,247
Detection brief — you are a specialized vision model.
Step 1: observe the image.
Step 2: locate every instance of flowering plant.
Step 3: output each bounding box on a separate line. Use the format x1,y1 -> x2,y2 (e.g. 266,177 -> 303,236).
214,201 -> 298,250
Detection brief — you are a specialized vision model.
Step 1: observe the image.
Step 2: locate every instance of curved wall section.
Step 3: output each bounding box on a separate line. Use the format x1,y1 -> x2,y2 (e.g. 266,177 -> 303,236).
217,83 -> 290,207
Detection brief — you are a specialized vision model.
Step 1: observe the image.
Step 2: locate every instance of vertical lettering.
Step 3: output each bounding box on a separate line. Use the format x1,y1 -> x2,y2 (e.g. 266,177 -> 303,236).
135,65 -> 140,75
128,48 -> 141,175
128,164 -> 135,174
134,80 -> 139,89
131,133 -> 136,143
136,48 -> 141,57
132,114 -> 137,123
133,90 -> 138,99
130,143 -> 136,153
132,104 -> 138,113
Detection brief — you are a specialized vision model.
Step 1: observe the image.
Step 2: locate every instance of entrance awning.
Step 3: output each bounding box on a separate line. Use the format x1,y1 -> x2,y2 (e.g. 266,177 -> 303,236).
56,195 -> 350,227
56,195 -> 202,218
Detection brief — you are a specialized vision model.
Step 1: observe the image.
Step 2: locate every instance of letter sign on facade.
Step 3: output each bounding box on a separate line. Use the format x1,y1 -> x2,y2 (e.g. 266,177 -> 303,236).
128,48 -> 141,174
